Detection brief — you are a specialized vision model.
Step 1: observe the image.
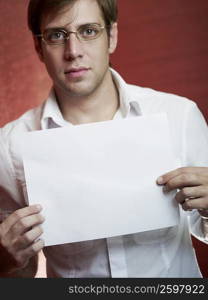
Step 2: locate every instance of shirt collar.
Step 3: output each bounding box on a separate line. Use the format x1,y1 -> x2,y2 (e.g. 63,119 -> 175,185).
41,90 -> 71,130
110,68 -> 142,117
41,68 -> 142,130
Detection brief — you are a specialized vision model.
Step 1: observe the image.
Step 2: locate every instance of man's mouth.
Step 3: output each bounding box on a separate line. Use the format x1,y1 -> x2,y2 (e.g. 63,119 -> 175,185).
64,67 -> 90,79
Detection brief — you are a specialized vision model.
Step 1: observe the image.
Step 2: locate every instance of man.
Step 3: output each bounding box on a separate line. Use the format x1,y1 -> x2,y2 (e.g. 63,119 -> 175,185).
0,0 -> 208,278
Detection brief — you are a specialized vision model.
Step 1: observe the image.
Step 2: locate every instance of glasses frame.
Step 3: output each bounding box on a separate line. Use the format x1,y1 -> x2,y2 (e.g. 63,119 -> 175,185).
35,23 -> 106,45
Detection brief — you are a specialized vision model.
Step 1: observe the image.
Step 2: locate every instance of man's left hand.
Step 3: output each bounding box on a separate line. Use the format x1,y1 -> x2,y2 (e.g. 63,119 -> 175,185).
157,167 -> 208,217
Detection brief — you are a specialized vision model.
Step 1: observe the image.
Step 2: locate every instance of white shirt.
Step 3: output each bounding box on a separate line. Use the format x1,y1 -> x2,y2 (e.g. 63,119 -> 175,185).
0,69 -> 208,278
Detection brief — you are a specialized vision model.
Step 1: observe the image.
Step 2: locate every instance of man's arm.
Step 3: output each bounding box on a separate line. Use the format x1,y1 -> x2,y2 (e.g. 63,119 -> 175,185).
156,101 -> 208,240
0,205 -> 44,277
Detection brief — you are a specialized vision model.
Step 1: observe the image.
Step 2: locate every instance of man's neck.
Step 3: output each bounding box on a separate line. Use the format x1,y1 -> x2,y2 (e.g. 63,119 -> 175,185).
54,70 -> 119,125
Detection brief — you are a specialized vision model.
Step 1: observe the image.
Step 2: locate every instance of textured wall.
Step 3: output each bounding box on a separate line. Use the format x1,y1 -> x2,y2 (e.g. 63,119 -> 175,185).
0,0 -> 207,277
114,0 -> 208,120
0,0 -> 51,127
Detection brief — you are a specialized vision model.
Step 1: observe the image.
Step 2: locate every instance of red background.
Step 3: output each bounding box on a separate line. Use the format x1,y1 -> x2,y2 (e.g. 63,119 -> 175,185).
0,0 -> 207,277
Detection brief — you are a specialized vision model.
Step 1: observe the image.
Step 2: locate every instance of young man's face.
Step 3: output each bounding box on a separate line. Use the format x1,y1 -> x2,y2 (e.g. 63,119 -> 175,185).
36,0 -> 118,98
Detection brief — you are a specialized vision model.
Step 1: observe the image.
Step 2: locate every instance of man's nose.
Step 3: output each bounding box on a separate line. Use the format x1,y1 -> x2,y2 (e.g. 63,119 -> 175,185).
64,33 -> 84,60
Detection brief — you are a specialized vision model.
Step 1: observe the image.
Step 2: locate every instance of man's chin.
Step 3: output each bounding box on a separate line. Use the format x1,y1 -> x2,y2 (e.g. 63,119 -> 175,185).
61,85 -> 96,98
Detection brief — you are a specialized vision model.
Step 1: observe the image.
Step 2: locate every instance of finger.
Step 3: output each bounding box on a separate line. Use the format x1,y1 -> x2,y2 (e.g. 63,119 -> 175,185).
2,204 -> 42,230
8,213 -> 45,238
14,239 -> 45,269
162,173 -> 201,192
181,197 -> 208,211
13,225 -> 43,251
157,167 -> 207,185
175,186 -> 206,204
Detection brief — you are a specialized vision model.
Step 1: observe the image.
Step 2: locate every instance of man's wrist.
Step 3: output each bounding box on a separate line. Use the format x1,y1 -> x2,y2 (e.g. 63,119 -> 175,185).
0,254 -> 38,278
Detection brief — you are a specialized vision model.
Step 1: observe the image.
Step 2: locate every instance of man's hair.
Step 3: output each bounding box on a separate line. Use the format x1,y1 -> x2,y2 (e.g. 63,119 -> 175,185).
28,0 -> 118,35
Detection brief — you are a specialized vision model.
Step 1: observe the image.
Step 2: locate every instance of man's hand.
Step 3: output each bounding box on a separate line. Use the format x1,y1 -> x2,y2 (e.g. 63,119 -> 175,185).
0,205 -> 44,275
157,167 -> 208,215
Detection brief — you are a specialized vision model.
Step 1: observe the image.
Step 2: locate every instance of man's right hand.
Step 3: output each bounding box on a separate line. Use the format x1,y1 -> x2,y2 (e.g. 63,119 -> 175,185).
0,205 -> 44,275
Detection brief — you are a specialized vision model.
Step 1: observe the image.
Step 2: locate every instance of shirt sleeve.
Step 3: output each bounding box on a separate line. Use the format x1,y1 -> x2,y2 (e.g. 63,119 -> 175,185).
182,103 -> 208,243
0,128 -> 23,222
188,211 -> 208,244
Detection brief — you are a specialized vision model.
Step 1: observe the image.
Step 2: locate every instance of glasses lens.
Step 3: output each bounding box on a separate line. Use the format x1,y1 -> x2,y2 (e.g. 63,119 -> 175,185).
44,29 -> 66,44
78,24 -> 104,41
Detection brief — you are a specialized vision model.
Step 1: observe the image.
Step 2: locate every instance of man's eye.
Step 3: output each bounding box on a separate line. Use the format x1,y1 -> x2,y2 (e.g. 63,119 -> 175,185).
81,27 -> 98,37
47,31 -> 65,41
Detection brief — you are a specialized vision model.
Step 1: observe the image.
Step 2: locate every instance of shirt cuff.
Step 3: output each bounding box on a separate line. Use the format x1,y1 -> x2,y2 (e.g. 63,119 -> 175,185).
188,210 -> 208,244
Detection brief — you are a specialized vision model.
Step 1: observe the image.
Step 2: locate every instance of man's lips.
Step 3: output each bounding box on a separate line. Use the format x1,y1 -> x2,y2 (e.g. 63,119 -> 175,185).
64,67 -> 90,78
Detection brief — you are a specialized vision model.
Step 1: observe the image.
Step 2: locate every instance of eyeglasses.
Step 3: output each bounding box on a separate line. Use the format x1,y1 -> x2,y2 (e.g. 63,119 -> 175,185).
36,23 -> 106,45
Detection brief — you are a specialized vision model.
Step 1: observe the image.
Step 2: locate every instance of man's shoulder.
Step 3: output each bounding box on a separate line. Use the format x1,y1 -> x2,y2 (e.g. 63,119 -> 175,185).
127,83 -> 196,111
0,105 -> 43,141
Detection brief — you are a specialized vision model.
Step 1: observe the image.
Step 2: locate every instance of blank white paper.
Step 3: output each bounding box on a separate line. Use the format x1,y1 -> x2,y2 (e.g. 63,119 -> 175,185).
20,113 -> 180,246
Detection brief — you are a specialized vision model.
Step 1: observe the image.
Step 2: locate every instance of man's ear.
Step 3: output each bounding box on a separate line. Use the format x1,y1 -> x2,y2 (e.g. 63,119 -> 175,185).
33,36 -> 44,62
109,22 -> 118,54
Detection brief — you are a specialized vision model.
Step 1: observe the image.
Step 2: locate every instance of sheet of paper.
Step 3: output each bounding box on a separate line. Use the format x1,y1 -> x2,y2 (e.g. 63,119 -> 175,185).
19,113 -> 180,246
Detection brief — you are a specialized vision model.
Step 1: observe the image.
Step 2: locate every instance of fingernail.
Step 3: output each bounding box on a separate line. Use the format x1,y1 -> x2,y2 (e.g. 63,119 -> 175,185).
40,215 -> 45,222
157,176 -> 164,184
36,204 -> 42,210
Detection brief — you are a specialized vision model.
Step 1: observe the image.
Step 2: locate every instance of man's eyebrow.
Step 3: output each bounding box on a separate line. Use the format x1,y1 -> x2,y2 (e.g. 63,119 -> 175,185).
44,22 -> 102,31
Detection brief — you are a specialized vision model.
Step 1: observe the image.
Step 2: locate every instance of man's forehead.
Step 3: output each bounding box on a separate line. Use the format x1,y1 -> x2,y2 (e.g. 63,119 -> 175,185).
40,0 -> 103,30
